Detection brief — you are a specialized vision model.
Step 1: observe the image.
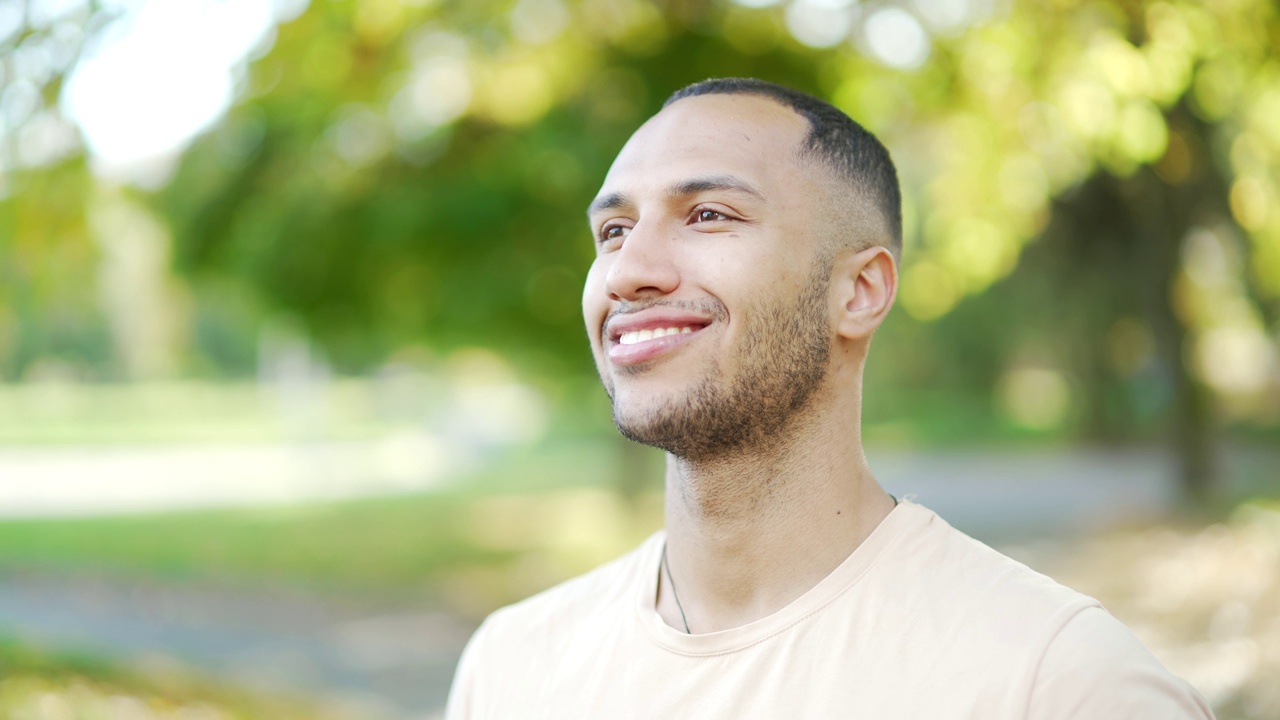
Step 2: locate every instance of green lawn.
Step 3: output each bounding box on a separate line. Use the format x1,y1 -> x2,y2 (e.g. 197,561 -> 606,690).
0,379 -> 439,446
0,437 -> 663,618
0,638 -> 347,719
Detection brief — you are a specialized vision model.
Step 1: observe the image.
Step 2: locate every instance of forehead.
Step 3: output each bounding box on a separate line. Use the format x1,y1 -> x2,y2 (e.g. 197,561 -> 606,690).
597,94 -> 812,201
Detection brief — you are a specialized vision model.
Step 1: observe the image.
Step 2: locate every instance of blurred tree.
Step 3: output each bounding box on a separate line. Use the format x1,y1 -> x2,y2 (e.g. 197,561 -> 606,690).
3,0 -> 1277,502
0,0 -> 106,379
903,0 -> 1280,506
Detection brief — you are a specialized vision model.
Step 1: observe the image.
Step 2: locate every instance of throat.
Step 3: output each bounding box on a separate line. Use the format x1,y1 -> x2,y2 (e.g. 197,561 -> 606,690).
658,446 -> 895,634
666,443 -> 797,524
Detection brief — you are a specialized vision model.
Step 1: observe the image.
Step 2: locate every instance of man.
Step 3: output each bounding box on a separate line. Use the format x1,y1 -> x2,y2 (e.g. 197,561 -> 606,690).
445,78 -> 1213,719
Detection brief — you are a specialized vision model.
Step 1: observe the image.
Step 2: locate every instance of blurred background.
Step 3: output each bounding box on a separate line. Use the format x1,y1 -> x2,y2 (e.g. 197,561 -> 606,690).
1,0 -> 1278,717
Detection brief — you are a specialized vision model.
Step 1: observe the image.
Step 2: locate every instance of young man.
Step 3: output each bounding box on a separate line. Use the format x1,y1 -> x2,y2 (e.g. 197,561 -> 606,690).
445,78 -> 1213,719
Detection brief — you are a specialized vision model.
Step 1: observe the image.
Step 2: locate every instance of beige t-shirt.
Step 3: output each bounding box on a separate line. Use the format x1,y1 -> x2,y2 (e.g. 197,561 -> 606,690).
446,501 -> 1213,719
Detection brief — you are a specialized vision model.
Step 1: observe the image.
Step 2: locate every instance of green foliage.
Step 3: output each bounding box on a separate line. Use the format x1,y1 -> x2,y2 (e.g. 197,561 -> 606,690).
1,0 -> 1277,462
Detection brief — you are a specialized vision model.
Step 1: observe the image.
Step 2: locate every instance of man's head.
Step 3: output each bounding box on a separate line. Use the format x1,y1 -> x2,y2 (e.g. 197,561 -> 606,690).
582,78 -> 900,461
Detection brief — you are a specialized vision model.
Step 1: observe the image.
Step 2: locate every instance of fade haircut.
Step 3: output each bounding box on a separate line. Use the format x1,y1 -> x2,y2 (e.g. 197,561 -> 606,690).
665,78 -> 902,261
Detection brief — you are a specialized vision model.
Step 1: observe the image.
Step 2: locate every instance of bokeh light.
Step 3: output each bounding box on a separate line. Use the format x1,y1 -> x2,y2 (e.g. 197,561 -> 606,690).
60,0 -> 299,183
864,7 -> 930,70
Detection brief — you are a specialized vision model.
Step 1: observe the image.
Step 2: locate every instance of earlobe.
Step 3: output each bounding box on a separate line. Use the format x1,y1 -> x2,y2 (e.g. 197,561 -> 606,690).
835,246 -> 897,340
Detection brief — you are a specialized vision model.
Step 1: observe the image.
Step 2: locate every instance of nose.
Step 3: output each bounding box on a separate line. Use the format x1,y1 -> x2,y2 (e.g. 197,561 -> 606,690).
605,222 -> 680,302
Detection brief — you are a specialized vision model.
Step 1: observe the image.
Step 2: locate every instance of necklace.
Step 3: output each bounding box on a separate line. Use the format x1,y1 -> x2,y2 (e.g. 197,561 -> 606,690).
661,542 -> 691,634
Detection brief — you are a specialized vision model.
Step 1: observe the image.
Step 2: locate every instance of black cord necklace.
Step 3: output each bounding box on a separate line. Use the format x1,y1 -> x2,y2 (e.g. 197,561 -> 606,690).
661,542 -> 691,634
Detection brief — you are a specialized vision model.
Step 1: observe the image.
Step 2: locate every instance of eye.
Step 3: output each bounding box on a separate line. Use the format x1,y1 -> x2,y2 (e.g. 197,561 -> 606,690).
694,209 -> 729,223
598,222 -> 630,246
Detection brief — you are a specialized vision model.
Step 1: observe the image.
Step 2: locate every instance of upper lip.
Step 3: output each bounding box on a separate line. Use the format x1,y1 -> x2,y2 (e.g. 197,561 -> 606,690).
605,307 -> 714,343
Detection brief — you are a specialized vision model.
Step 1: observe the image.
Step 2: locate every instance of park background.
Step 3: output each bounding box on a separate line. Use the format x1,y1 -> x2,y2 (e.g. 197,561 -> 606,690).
1,0 -> 1278,717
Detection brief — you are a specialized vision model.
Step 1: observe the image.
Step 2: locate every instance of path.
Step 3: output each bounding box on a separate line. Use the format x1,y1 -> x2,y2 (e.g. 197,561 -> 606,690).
0,570 -> 472,719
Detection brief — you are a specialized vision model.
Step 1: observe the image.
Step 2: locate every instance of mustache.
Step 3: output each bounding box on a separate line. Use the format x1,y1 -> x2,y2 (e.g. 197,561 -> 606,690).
604,298 -> 728,327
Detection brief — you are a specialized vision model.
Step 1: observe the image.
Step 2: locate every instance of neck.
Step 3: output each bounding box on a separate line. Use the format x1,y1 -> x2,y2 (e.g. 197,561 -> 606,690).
657,392 -> 895,634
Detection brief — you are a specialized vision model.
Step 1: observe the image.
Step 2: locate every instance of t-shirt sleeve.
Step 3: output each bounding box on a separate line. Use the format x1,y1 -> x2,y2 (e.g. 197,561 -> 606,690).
1027,606 -> 1215,720
444,619 -> 491,720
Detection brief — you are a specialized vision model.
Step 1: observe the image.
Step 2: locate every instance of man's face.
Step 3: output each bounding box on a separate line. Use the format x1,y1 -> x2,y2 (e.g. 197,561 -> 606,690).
583,94 -> 836,460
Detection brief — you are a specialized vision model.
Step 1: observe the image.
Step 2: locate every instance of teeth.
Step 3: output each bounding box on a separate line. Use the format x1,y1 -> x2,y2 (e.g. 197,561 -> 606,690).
618,326 -> 695,345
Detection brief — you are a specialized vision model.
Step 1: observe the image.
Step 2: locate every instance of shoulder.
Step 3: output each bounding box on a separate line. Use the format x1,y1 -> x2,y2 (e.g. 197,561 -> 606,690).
879,504 -> 1107,681
889,503 -> 1213,718
891,502 -> 1098,625
1027,606 -> 1215,719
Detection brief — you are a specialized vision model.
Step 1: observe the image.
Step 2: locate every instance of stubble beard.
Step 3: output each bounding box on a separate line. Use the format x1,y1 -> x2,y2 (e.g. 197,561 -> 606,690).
605,258 -> 834,463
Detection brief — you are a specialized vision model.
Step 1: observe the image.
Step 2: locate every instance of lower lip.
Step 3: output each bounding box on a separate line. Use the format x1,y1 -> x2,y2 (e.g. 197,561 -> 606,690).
607,330 -> 701,366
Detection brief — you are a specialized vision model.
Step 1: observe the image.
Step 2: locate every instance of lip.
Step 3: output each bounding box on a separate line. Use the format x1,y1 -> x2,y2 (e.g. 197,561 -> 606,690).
604,308 -> 713,367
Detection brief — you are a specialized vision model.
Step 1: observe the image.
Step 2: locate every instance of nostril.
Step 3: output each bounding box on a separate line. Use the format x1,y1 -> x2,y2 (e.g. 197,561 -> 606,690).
610,286 -> 670,303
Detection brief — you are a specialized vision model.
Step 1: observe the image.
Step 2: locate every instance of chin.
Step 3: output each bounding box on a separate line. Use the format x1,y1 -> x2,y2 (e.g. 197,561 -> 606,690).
609,396 -> 719,460
609,395 -> 663,431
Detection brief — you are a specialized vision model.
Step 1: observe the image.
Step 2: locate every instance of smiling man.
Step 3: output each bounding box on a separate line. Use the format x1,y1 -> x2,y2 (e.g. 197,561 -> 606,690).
444,78 -> 1213,719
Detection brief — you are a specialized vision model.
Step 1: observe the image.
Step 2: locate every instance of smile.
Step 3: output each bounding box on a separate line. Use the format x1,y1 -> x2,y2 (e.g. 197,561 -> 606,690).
619,326 -> 695,345
603,307 -> 716,367
607,324 -> 705,367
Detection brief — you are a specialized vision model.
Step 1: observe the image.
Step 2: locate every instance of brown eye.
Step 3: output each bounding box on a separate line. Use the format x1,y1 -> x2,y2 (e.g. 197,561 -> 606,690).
600,224 -> 628,243
696,210 -> 727,222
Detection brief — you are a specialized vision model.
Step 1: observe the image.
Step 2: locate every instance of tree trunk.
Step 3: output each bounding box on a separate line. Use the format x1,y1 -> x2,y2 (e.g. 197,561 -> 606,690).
1123,166 -> 1219,508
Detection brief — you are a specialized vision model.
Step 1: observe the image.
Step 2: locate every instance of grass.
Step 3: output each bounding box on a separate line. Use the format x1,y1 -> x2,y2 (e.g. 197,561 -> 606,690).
0,638 -> 348,719
0,436 -> 665,618
0,379 -> 440,446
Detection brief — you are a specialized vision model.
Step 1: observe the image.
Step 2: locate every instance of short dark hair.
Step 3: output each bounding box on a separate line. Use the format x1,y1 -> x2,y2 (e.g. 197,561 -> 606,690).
665,78 -> 902,260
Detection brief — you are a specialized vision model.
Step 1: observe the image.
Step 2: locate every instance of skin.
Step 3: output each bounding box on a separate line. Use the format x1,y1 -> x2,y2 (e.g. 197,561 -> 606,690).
583,93 -> 900,633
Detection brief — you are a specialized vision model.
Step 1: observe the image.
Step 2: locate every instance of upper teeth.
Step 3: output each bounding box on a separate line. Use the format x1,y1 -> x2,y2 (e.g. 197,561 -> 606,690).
619,327 -> 694,345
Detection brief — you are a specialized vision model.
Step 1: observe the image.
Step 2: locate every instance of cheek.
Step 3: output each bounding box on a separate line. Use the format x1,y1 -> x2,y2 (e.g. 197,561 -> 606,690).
582,259 -> 609,344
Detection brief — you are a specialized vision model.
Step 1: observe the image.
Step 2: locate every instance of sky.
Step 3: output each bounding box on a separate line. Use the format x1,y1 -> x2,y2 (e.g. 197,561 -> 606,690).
47,0 -> 957,186
58,0 -> 305,185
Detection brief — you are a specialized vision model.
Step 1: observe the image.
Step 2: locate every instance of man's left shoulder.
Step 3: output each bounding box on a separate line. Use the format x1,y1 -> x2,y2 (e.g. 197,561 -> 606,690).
1025,605 -> 1215,719
891,503 -> 1213,718
893,502 -> 1100,627
888,504 -> 1139,672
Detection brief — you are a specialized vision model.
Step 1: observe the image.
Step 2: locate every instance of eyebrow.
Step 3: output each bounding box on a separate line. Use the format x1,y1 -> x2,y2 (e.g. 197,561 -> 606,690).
587,191 -> 628,217
586,175 -> 766,217
670,176 -> 766,203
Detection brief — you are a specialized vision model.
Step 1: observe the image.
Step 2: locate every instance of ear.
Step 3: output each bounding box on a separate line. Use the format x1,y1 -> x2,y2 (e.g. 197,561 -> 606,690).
833,246 -> 897,340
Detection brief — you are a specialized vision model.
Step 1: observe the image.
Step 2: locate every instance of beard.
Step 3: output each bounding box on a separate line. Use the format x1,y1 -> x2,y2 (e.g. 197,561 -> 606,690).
606,256 -> 834,462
